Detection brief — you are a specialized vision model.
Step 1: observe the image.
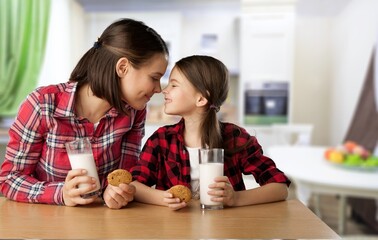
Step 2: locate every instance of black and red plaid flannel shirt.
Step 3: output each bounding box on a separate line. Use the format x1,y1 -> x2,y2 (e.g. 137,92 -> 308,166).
132,119 -> 291,191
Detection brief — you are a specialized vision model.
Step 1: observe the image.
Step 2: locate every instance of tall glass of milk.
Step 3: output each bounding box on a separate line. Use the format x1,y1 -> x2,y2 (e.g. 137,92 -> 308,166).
199,148 -> 224,210
65,138 -> 101,198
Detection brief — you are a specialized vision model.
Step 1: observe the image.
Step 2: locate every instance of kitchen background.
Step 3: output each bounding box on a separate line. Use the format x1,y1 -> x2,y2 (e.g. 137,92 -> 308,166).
32,0 -> 378,148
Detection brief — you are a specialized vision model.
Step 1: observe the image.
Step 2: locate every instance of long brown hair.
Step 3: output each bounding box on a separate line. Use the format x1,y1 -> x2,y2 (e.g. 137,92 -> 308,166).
175,55 -> 229,148
70,18 -> 169,114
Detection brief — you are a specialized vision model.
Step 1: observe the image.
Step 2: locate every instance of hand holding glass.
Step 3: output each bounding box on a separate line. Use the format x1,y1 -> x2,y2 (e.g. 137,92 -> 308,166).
65,138 -> 101,198
199,148 -> 224,210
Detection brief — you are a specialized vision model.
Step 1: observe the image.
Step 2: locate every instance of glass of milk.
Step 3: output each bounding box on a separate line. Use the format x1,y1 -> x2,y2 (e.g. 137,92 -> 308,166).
65,138 -> 101,198
199,148 -> 224,210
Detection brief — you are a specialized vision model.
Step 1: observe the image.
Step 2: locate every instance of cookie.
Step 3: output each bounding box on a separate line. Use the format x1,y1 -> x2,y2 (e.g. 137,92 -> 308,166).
168,185 -> 192,203
107,169 -> 132,186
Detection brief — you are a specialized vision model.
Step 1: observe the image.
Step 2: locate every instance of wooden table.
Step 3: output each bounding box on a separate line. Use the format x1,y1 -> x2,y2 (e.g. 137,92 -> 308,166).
0,197 -> 339,239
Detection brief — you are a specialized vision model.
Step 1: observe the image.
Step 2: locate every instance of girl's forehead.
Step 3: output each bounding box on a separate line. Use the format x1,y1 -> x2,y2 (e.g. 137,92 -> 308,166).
172,70 -> 200,92
170,68 -> 188,83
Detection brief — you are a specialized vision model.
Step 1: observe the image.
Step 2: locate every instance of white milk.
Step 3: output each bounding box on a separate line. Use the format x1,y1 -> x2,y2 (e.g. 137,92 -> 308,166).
199,162 -> 224,206
68,153 -> 101,193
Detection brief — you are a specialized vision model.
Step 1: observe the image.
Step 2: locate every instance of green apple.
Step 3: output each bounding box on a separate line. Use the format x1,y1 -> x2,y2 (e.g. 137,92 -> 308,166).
344,154 -> 363,166
363,156 -> 378,168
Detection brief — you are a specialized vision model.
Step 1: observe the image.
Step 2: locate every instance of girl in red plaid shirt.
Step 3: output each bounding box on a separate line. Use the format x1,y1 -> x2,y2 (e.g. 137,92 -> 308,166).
132,55 -> 291,210
0,19 -> 168,209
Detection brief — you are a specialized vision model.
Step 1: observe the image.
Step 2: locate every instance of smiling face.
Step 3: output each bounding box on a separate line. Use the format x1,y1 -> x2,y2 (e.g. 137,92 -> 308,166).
163,66 -> 207,117
118,53 -> 168,110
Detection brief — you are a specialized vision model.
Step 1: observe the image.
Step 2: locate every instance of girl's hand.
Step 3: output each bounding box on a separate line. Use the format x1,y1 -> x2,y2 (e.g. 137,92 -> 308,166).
163,191 -> 187,211
63,169 -> 98,207
103,183 -> 136,209
208,176 -> 236,207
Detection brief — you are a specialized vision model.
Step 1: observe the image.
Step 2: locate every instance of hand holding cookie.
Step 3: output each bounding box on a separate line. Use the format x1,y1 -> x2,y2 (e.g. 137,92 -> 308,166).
107,169 -> 132,186
167,185 -> 192,203
104,169 -> 135,209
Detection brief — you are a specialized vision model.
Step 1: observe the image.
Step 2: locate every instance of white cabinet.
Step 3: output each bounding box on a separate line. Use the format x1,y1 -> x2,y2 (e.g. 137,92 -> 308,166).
239,1 -> 296,125
240,13 -> 295,81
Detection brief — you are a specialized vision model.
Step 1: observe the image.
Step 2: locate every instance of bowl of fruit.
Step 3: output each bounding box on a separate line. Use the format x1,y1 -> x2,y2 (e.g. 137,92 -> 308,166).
324,141 -> 378,171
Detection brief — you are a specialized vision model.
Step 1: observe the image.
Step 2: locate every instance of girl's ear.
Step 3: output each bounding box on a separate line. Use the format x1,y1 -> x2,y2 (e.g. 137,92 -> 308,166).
116,57 -> 129,77
196,95 -> 208,107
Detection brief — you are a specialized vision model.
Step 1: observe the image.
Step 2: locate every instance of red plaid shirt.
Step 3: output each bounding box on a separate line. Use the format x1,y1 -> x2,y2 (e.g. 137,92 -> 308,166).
132,119 -> 291,191
0,82 -> 145,205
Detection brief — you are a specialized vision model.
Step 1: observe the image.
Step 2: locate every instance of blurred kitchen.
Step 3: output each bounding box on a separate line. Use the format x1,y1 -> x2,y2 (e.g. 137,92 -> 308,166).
1,0 -> 378,238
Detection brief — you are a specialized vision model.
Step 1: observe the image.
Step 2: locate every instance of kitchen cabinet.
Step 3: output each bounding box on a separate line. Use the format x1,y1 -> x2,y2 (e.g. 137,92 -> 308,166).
239,1 -> 296,125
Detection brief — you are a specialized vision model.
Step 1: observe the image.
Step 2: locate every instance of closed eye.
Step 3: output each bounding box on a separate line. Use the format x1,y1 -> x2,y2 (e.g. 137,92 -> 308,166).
168,79 -> 179,88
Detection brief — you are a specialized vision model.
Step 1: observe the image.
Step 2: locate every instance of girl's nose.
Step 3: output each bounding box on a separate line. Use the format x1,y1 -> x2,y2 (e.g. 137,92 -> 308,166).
162,86 -> 168,94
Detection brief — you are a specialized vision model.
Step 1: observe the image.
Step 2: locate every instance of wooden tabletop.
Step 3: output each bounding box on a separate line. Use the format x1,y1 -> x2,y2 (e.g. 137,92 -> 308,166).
0,197 -> 339,239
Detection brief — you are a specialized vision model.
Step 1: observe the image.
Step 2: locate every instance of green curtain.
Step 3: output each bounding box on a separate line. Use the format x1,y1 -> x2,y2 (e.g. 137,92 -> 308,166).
0,0 -> 50,117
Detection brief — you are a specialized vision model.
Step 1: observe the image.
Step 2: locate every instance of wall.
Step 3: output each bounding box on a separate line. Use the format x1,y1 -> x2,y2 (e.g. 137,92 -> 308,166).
293,0 -> 378,146
180,11 -> 240,74
292,16 -> 332,145
38,0 -> 71,86
329,0 -> 378,145
38,0 -> 86,87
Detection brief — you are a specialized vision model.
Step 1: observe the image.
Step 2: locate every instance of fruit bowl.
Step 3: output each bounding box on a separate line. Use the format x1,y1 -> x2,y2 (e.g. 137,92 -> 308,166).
324,141 -> 378,172
325,157 -> 378,172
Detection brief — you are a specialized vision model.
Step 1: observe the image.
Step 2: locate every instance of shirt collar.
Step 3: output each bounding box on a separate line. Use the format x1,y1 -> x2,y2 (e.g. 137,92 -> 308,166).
53,82 -> 77,118
166,118 -> 185,143
54,81 -> 126,119
165,119 -> 228,146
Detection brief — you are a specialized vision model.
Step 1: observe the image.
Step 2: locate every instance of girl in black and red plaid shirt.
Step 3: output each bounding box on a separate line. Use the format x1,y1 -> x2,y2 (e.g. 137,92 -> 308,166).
132,55 -> 291,210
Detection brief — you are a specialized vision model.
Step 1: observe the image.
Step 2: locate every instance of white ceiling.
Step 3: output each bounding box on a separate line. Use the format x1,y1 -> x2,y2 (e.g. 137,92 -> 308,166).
76,0 -> 351,16
296,0 -> 351,16
76,0 -> 240,12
